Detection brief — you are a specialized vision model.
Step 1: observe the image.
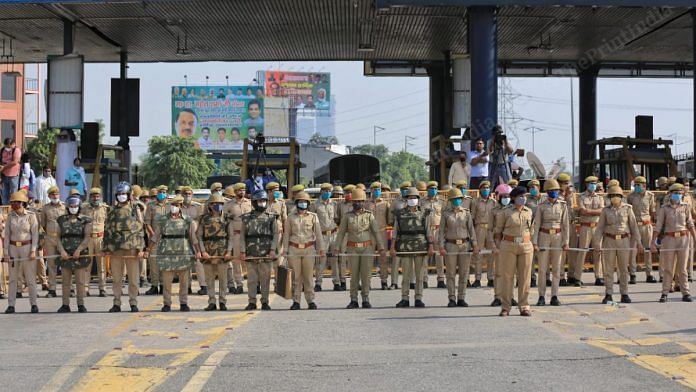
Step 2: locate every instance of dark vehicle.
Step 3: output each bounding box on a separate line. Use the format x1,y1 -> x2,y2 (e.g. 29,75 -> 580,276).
314,154 -> 380,185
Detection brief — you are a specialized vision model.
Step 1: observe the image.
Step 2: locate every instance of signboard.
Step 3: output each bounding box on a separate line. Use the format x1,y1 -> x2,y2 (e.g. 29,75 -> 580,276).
171,85 -> 264,151
264,71 -> 330,111
47,54 -> 84,129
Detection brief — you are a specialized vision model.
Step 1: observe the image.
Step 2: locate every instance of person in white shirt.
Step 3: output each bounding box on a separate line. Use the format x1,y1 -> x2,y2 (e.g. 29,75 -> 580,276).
35,165 -> 57,205
468,137 -> 489,189
448,151 -> 471,187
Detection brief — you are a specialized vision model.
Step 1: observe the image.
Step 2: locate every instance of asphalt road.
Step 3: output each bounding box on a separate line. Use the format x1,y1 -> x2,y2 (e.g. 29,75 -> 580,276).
1,272 -> 695,392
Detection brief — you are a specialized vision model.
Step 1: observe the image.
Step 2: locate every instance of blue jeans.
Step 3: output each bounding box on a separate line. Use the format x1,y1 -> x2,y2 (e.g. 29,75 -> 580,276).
2,175 -> 18,205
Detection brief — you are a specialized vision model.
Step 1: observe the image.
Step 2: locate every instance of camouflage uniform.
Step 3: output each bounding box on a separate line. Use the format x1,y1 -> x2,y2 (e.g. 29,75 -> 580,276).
40,200 -> 66,293
104,202 -> 145,308
197,210 -> 229,306
80,198 -> 110,294
238,209 -> 280,306
224,195 -> 253,291
5,206 -> 39,309
145,200 -> 168,287
181,198 -> 206,291
56,214 -> 92,307
393,203 -> 432,303
310,195 -> 338,288
419,194 -> 443,285
388,196 -> 407,288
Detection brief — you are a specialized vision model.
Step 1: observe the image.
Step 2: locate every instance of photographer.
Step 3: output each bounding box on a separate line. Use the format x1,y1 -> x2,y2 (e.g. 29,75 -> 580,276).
488,125 -> 514,189
468,138 -> 489,190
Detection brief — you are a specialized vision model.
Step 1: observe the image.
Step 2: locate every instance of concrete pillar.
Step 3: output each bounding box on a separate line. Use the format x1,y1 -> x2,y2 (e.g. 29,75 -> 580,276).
118,50 -> 131,182
468,6 -> 497,142
578,66 -> 599,184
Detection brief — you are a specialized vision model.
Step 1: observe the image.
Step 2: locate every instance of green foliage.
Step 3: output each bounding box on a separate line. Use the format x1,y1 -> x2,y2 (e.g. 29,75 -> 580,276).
139,136 -> 215,189
26,123 -> 59,172
308,132 -> 338,146
350,144 -> 427,189
351,144 -> 389,157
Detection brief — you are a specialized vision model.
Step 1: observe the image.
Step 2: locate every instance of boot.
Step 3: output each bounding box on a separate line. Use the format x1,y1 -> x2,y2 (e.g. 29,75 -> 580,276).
487,279 -> 494,288
395,299 -> 409,308
315,284 -> 323,292
346,301 -> 359,309
145,285 -> 158,295
437,281 -> 447,289
646,275 -> 657,283
130,305 -> 139,312
414,299 -> 425,308
290,302 -> 301,310
109,305 -> 121,312
218,303 -> 227,311
550,296 -> 561,306
447,299 -> 457,307
602,294 -> 613,304
205,303 -> 217,311
180,304 -> 190,312
472,280 -> 481,288
511,298 -> 518,307
333,284 -> 341,291
57,305 -> 71,313
78,305 -> 87,313
362,301 -> 372,309
620,294 -> 631,304
340,282 -> 347,291
308,302 -> 318,310
47,290 -> 57,298
456,299 -> 468,307
683,295 -> 693,302
31,305 -> 39,313
594,278 -> 604,286
245,303 -> 257,310
197,286 -> 208,296
4,306 -> 15,314
536,296 -> 545,306
629,275 -> 637,285
261,303 -> 271,310
390,283 -> 399,290
381,282 -> 389,290
530,278 -> 537,288
161,305 -> 171,312
99,289 -> 107,297
559,278 -> 567,287
490,298 -> 501,307
658,294 -> 668,303
409,282 -> 415,290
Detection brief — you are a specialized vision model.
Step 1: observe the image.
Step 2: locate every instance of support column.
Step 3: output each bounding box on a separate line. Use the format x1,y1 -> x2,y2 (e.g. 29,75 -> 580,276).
469,6 -> 497,142
578,66 -> 599,184
692,10 -> 695,165
118,50 -> 131,182
63,19 -> 75,54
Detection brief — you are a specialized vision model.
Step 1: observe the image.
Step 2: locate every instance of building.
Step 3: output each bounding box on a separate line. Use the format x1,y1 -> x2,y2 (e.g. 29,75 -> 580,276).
23,64 -> 41,141
0,64 -> 24,147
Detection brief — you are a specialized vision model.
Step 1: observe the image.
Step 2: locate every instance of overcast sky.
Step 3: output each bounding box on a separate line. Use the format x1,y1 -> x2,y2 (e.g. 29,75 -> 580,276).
83,61 -> 694,176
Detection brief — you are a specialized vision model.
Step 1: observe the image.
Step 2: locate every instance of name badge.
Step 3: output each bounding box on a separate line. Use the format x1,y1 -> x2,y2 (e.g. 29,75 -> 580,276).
15,241 -> 23,247
548,229 -> 556,235
615,235 -> 622,240
298,243 -> 306,249
455,239 -> 464,245
675,232 -> 682,238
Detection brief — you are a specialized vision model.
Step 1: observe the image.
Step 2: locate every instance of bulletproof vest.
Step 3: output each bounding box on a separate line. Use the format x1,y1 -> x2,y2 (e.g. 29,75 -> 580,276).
242,211 -> 277,257
105,203 -> 145,251
200,213 -> 228,256
57,214 -> 92,269
395,207 -> 429,252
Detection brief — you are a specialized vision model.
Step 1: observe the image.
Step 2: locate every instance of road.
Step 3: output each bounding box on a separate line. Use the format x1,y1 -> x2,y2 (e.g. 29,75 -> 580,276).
1,273 -> 695,391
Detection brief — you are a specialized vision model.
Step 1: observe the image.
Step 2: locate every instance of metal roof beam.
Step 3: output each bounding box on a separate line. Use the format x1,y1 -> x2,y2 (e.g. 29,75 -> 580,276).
377,0 -> 696,7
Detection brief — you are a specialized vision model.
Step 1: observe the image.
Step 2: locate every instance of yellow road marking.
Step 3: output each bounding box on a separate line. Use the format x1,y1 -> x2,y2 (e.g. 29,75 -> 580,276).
180,350 -> 231,392
38,349 -> 95,392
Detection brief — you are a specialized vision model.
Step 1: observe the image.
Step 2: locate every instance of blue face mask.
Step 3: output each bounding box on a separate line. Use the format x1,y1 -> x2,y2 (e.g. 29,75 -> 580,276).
481,189 -> 490,198
321,192 -> 331,200
671,193 -> 682,202
273,190 -> 282,200
212,204 -> 223,213
451,198 -> 463,207
547,190 -> 559,199
530,188 -> 539,197
373,190 -> 382,199
459,187 -> 468,195
634,185 -> 643,193
427,188 -> 437,198
587,183 -> 597,192
401,189 -> 409,198
156,193 -> 167,202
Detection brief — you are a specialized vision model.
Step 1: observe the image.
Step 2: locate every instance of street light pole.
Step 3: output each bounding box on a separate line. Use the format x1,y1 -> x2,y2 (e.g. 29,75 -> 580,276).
373,125 -> 385,146
404,135 -> 416,152
523,125 -> 546,154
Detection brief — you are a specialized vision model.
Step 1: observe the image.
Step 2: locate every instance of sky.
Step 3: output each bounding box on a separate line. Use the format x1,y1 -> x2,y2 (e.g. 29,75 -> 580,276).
82,61 -> 694,177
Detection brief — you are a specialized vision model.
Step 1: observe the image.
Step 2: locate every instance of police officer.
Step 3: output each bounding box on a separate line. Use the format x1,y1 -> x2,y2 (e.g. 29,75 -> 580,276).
393,187 -> 433,308
144,185 -> 169,295
310,183 -> 338,291
199,194 -> 230,311
526,179 -> 544,288
653,183 -> 695,303
180,186 -> 206,295
532,179 -> 569,306
575,176 -> 605,287
627,176 -> 657,283
150,195 -> 200,312
80,187 -> 110,297
439,188 -> 478,307
56,196 -> 92,313
286,184 -> 306,216
132,185 -> 149,288
267,182 -> 288,278
594,185 -> 642,304
489,184 -> 512,307
239,190 -> 280,311
224,182 -> 252,294
387,181 -> 411,289
40,185 -> 66,297
493,186 -> 534,317
472,180 -> 496,288
364,181 -> 391,290
335,184 -> 355,291
556,172 -> 577,286
284,191 -> 324,310
104,182 -> 145,313
4,191 -> 39,314
452,179 -> 473,212
421,181 -> 444,289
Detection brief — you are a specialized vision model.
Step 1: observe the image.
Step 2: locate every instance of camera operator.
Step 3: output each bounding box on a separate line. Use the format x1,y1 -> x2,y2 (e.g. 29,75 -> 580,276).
468,138 -> 489,190
488,125 -> 514,189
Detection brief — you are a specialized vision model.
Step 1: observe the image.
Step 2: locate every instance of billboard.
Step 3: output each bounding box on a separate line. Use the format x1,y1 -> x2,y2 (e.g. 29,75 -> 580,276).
171,85 -> 264,151
264,71 -> 330,110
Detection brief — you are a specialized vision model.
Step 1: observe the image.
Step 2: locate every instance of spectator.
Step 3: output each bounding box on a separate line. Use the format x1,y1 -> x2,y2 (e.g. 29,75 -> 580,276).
0,138 -> 22,204
64,157 -> 87,198
35,165 -> 57,205
448,151 -> 471,187
468,137 -> 489,189
18,153 -> 35,200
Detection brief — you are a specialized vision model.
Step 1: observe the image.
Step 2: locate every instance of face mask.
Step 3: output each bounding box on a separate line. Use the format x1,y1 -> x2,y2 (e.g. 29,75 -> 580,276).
352,202 -> 364,210
407,198 -> 419,207
547,190 -> 559,199
344,194 -> 352,202
183,195 -> 192,204
610,196 -> 622,206
10,203 -> 21,211
257,201 -> 267,208
427,189 -> 437,198
373,190 -> 382,199
116,194 -> 128,203
530,188 -> 539,197
500,197 -> 510,206
68,207 -> 79,215
460,187 -> 468,195
90,198 -> 101,206
297,201 -> 308,210
671,193 -> 682,202
157,193 -> 167,202
481,189 -> 490,198
515,197 -> 526,206
170,206 -> 180,215
321,192 -> 331,200
212,204 -> 223,213
587,183 -> 597,192
634,185 -> 643,193
215,191 -> 223,196
451,198 -> 463,207
50,197 -> 59,204
401,189 -> 409,198
273,191 -> 283,200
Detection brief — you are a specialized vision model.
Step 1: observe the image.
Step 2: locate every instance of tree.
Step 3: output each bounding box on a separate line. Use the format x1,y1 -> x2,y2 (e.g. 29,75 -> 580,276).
380,151 -> 428,189
351,144 -> 389,157
139,136 -> 215,189
26,122 -> 59,173
308,132 -> 338,146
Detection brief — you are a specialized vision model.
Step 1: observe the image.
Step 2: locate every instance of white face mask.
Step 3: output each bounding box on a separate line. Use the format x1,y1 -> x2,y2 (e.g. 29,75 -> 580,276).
68,207 -> 79,215
116,194 -> 128,203
170,206 -> 180,215
257,201 -> 267,208
500,197 -> 511,206
183,195 -> 192,204
50,197 -> 59,204
407,199 -> 419,207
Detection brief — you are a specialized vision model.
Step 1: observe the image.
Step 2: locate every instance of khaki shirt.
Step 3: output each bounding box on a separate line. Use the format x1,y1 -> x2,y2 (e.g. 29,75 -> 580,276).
40,202 -> 66,238
337,202 -> 353,226
494,206 -> 533,239
420,197 -> 443,228
4,209 -> 39,254
269,199 -> 288,225
80,202 -> 110,233
282,211 -> 325,251
224,197 -> 252,232
364,198 -> 390,231
594,203 -> 641,246
655,202 -> 695,234
525,196 -> 542,215
626,191 -> 656,223
438,207 -> 477,248
578,192 -> 604,223
181,201 -> 203,221
488,205 -> 508,244
310,199 -> 338,232
532,199 -> 570,245
145,201 -> 168,235
335,210 -> 384,250
472,197 -> 496,227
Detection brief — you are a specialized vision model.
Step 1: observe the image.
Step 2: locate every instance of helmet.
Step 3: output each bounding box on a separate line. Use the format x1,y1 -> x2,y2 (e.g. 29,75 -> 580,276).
406,187 -> 420,198
351,189 -> 367,201
557,173 -> 571,182
116,182 -> 131,194
416,181 -> 427,191
495,184 -> 512,195
608,179 -> 620,188
669,183 -> 685,192
448,188 -> 463,199
208,194 -> 225,204
66,197 -> 81,207
294,191 -> 311,202
543,179 -> 561,191
634,176 -> 647,184
48,186 -> 60,195
131,185 -> 142,198
608,185 -> 623,195
252,190 -> 268,201
10,191 -> 28,203
332,185 -> 344,195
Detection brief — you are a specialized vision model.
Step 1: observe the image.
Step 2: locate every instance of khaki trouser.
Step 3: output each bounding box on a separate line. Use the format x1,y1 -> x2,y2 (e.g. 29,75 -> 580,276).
162,269 -> 189,306
348,246 -> 373,301
140,258 -> 147,279
563,225 -> 579,279
445,242 -> 471,301
45,237 -> 59,290
228,232 -> 244,288
148,245 -> 161,286
401,254 -> 425,301
246,260 -> 271,304
601,237 -> 631,296
473,225 -> 493,281
537,231 -> 563,298
110,249 -> 140,307
432,226 -> 444,282
290,246 -> 315,304
194,260 -> 206,288
62,267 -> 86,306
7,244 -> 36,307
629,223 -> 653,277
316,231 -> 336,286
661,235 -> 690,296
203,262 -> 228,305
36,251 -> 48,286
332,252 -> 347,285
86,236 -> 106,291
390,255 -> 400,286
499,241 -> 533,312
689,236 -> 694,280
575,225 -> 603,281
376,232 -> 390,284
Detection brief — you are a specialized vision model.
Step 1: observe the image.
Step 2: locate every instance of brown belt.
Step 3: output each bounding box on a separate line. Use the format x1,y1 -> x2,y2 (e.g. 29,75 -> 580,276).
347,240 -> 372,248
665,230 -> 689,238
233,230 -> 241,234
446,238 -> 469,245
502,235 -> 531,243
91,232 -> 104,238
580,222 -> 597,228
10,240 -> 31,247
604,233 -> 629,240
289,241 -> 315,249
540,228 -> 561,235
323,228 -> 337,235
637,220 -> 652,226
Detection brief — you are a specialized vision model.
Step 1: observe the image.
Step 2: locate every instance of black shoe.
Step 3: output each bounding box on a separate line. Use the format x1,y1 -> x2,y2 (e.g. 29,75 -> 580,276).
290,302 -> 301,310
362,301 -> 372,309
629,275 -> 637,285
620,294 -> 632,304
690,278 -> 694,283
4,306 -> 15,314
86,290 -> 91,297
340,282 -> 347,291
219,303 -> 227,311
660,277 -> 664,282
180,304 -> 190,312
437,281 -> 447,289
487,280 -> 494,288
409,283 -> 415,289
647,276 -> 657,283
130,305 -> 139,312
229,286 -> 236,294
390,283 -> 398,290
457,299 -> 468,307
490,298 -> 501,307
559,278 -> 568,287
346,301 -> 359,309
47,290 -> 57,298
205,303 -> 217,311
109,305 -> 121,313
395,300 -> 409,308
0,293 -> 4,299
315,284 -> 322,292
659,294 -> 668,303
31,305 -> 38,313
602,295 -> 613,304
511,298 -> 518,307
188,287 -> 193,295
423,281 -> 429,289
78,305 -> 87,313
236,286 -> 244,295
550,296 -> 561,306
381,282 -> 389,290
57,305 -> 71,313
574,280 -> 583,287
472,280 -> 481,288
530,279 -> 537,288
683,295 -> 693,302
245,303 -> 257,310
145,286 -> 158,295
256,285 -> 261,295
139,277 -> 146,288
333,284 -> 341,291
546,279 -> 552,287
536,296 -> 546,306
414,300 -> 425,308
197,287 -> 208,296
467,280 -> 472,287
567,277 -> 576,285
261,303 -> 271,311
594,278 -> 604,286
99,290 -> 107,297
448,299 -> 457,307
308,302 -> 317,310
16,292 -> 22,298
161,305 -> 171,312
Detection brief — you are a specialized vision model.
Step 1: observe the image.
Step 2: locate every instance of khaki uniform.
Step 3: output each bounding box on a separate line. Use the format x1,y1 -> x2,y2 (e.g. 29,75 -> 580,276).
472,197 -> 496,281
0,212 -> 5,296
310,199 -> 338,286
104,202 -> 145,307
135,201 -> 148,281
335,201 -> 354,285
56,215 -> 92,307
197,212 -> 230,305
182,201 -> 206,288
487,204 -> 507,297
532,199 -> 570,298
525,195 -> 545,283
283,211 -> 325,304
269,199 -> 288,270
575,192 -> 604,282
5,209 -> 39,307
239,210 -> 280,305
626,191 -> 656,278
494,206 -> 534,313
420,197 -> 444,284
364,198 -> 390,284
224,197 -> 253,289
560,191 -> 578,281
439,206 -> 477,302
80,201 -> 110,292
655,202 -> 693,296
388,198 -> 407,286
594,203 -> 641,296
144,201 -> 168,286
40,202 -> 66,291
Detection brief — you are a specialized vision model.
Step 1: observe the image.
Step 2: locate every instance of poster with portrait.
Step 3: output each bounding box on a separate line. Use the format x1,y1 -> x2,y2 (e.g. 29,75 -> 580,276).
171,85 -> 264,151
263,71 -> 330,111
